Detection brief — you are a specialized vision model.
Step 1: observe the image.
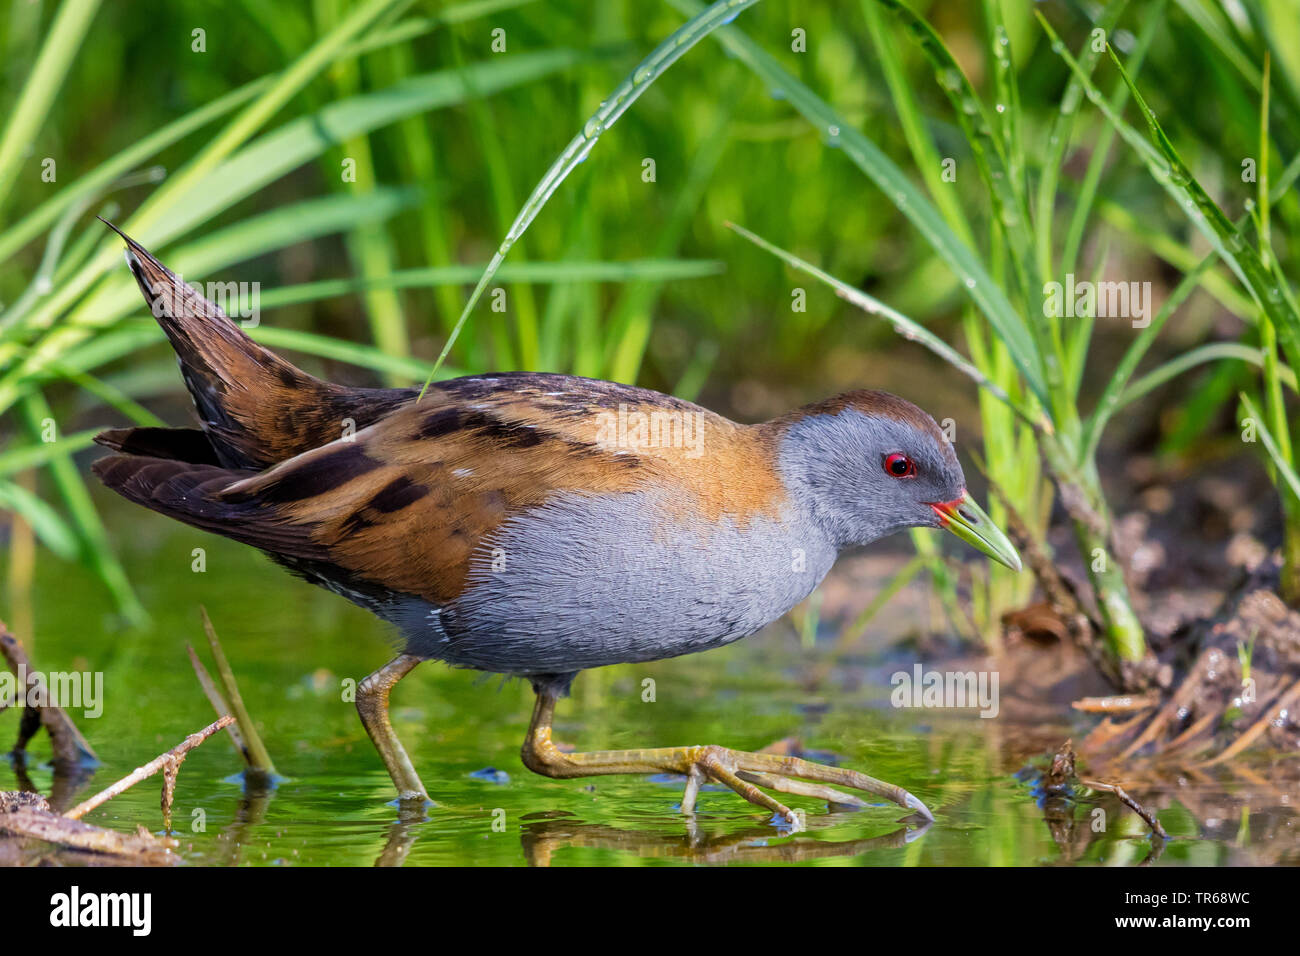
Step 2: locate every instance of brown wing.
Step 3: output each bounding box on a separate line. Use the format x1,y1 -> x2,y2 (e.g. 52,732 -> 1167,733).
216,376 -> 784,604
97,373 -> 787,608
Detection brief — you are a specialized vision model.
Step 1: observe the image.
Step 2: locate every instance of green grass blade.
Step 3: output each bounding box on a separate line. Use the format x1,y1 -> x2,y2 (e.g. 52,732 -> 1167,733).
1087,193 -> 1255,317
871,0 -> 1054,415
252,259 -> 725,311
51,188 -> 422,337
0,82 -> 262,268
1171,0 -> 1263,94
1241,392 -> 1300,503
676,0 -> 1049,406
1033,0 -> 1129,284
0,429 -> 101,477
322,18 -> 411,382
0,0 -> 102,212
1106,40 -> 1300,373
604,81 -> 737,382
373,44 -> 464,340
1081,250 -> 1214,459
858,0 -> 975,247
127,0 -> 411,237
982,0 -> 1024,197
0,0 -> 529,270
10,47 -> 587,344
16,392 -> 144,624
726,221 -> 1036,424
671,340 -> 719,402
4,257 -> 720,401
23,322 -> 160,381
1117,344 -> 1298,413
247,327 -> 460,383
1060,1 -> 1164,278
0,479 -> 80,561
872,0 -> 1034,279
419,0 -> 763,392
35,359 -> 166,427
1038,13 -> 1300,378
451,36 -> 540,370
14,318 -> 466,393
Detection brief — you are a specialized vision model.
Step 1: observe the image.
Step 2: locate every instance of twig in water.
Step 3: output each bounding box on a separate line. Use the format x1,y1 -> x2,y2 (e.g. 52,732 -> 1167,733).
198,607 -> 277,777
0,804 -> 175,862
64,715 -> 233,821
187,643 -> 250,762
1082,778 -> 1169,840
1072,692 -> 1161,714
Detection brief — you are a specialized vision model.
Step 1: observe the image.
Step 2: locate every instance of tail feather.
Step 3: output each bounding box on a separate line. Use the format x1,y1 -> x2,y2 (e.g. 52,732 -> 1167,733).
99,219 -> 415,469
91,455 -> 315,558
94,426 -> 221,464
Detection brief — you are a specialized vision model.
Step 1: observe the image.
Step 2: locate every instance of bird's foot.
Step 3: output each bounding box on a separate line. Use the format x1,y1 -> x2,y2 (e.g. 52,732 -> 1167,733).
522,689 -> 932,829
678,744 -> 933,827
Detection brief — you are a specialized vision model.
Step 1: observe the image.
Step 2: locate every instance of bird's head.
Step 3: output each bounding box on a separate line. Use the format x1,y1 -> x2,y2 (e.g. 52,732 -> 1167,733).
772,390 -> 1021,571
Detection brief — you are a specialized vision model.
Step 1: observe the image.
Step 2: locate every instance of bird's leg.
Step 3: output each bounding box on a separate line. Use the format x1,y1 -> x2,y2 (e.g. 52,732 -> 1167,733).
521,687 -> 931,826
356,654 -> 430,804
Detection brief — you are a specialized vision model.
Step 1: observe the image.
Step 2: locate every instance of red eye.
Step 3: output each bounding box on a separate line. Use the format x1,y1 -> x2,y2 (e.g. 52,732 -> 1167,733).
884,453 -> 915,478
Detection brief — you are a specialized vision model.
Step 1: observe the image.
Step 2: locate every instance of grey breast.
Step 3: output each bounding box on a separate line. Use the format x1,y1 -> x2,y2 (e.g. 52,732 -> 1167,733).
401,487 -> 837,675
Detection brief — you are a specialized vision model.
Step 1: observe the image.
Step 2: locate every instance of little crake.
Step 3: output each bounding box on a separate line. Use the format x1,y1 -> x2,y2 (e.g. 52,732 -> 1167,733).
94,224 -> 1020,827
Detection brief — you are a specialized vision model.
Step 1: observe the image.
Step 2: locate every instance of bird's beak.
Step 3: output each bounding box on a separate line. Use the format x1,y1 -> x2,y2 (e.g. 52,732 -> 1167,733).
929,491 -> 1022,572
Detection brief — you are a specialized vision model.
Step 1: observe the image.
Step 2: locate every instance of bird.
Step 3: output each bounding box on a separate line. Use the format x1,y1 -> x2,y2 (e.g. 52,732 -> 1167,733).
91,222 -> 1020,827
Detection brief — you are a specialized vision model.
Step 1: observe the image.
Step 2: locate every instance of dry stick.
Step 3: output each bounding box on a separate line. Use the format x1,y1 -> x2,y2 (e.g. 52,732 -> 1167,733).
1161,710 -> 1220,755
63,715 -> 234,821
199,607 -> 276,776
1081,778 -> 1170,840
1118,648 -> 1222,759
0,619 -> 97,766
0,807 -> 175,861
186,643 -> 250,761
160,760 -> 180,831
1201,675 -> 1300,767
1071,692 -> 1161,714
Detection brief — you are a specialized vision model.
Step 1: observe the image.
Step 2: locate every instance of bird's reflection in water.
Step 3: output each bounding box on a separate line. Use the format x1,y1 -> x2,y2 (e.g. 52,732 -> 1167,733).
372,807 -> 931,866
518,811 -> 931,866
208,773 -> 278,866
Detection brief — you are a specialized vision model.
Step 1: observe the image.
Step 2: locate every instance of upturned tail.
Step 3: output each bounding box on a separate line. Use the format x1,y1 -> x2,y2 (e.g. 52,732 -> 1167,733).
94,220 -> 413,471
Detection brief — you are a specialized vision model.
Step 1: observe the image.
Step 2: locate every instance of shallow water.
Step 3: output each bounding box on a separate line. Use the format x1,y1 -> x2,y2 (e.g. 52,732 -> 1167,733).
5,498 -> 1298,866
